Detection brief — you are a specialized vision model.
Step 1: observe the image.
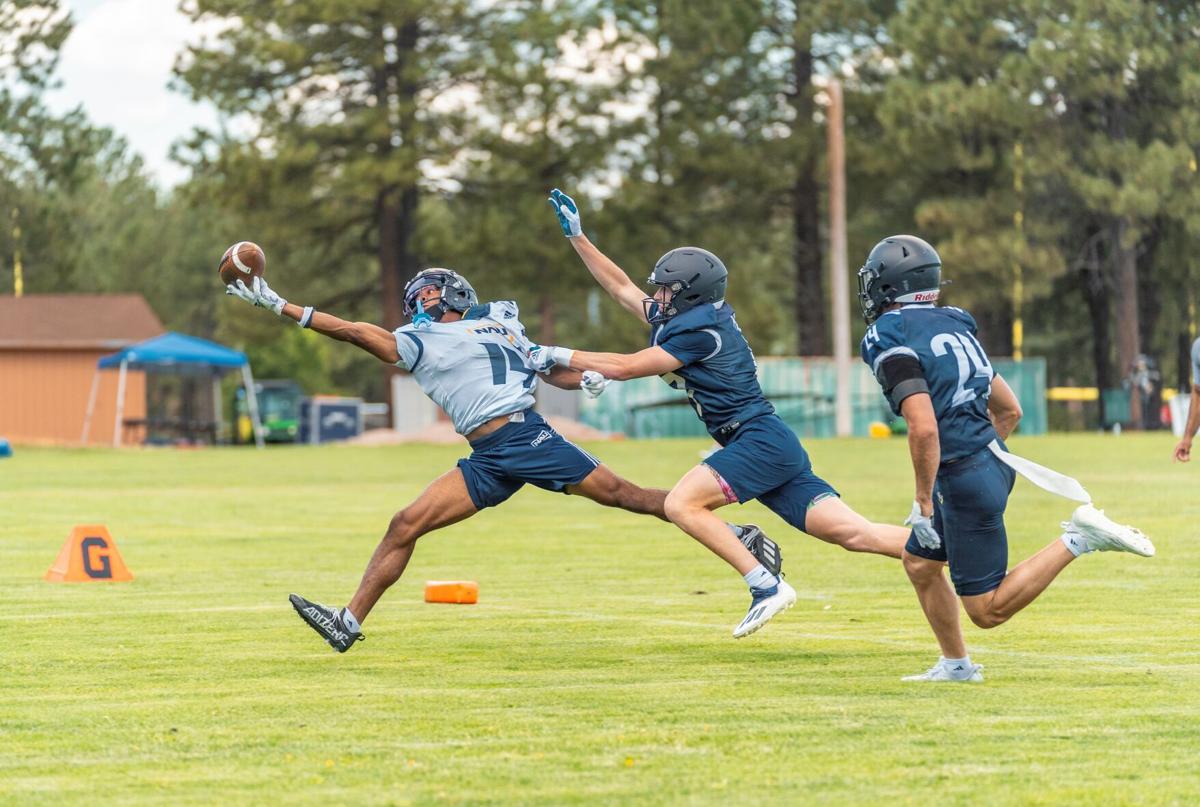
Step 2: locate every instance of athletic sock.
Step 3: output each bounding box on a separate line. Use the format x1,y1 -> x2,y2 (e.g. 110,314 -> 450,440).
726,523 -> 746,540
942,655 -> 971,670
1060,529 -> 1089,557
340,607 -> 362,632
743,563 -> 778,591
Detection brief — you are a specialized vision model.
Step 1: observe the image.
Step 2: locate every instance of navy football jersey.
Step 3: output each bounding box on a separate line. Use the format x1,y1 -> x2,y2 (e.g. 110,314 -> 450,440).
650,301 -> 775,441
861,304 -> 997,462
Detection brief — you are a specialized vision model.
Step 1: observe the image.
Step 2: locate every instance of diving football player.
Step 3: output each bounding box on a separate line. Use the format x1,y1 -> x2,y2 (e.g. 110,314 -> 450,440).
858,235 -> 1155,681
226,268 -> 777,652
532,189 -> 929,640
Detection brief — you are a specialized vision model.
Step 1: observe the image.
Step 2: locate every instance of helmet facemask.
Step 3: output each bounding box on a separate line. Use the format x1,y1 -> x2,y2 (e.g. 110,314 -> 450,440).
643,278 -> 687,324
858,263 -> 883,324
402,269 -> 477,323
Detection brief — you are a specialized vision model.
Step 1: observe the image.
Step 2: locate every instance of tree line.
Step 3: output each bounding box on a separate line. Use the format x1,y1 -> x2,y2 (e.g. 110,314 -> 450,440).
3,0 -> 1198,419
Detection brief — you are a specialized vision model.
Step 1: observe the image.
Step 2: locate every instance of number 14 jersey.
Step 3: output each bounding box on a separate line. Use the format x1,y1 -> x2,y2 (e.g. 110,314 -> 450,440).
393,300 -> 538,435
861,303 -> 997,462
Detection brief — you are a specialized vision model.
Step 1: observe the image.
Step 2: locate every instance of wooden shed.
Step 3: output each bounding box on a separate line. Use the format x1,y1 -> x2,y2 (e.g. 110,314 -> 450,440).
0,294 -> 164,444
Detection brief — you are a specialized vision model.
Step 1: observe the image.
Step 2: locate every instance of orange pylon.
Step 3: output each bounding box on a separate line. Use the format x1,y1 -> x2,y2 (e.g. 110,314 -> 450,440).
424,580 -> 478,604
44,525 -> 133,582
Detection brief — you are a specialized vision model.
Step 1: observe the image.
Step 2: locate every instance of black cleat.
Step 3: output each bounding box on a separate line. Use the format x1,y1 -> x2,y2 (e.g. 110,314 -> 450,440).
737,524 -> 783,577
289,593 -> 364,653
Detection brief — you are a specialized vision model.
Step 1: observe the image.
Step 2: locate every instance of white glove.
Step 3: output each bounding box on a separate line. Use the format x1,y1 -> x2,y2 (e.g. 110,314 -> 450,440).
580,370 -> 610,398
225,278 -> 257,305
904,500 -> 941,551
226,276 -> 287,315
528,344 -> 574,373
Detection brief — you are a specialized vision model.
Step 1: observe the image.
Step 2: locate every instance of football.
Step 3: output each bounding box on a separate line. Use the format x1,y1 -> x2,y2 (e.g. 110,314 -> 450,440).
218,241 -> 266,286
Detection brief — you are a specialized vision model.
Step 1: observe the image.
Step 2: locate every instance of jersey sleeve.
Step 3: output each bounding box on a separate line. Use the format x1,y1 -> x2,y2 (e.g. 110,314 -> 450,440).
658,326 -> 721,366
393,326 -> 424,371
485,300 -> 535,351
1192,337 -> 1200,387
861,314 -> 926,414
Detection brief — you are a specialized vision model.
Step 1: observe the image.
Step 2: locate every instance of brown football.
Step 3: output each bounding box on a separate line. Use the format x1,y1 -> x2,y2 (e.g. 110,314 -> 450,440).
218,241 -> 266,286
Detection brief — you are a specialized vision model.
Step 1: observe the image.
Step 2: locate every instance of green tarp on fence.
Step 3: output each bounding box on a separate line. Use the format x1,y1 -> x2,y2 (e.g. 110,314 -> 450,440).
578,357 -> 1046,438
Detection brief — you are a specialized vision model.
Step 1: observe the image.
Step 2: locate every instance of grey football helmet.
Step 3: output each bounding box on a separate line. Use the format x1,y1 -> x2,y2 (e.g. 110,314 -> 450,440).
857,235 -> 942,324
402,268 -> 478,322
644,247 -> 728,324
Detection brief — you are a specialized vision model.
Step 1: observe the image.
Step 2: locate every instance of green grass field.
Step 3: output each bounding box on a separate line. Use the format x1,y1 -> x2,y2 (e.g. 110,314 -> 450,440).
2,434 -> 1197,805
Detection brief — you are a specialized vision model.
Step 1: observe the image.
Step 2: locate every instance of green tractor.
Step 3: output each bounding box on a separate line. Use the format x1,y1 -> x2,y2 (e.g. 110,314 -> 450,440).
235,380 -> 302,444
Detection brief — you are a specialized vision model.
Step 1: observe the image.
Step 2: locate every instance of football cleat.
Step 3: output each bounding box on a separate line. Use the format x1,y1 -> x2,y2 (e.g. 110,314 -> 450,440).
1066,504 -> 1155,557
902,657 -> 984,683
737,524 -> 783,577
289,593 -> 364,653
732,580 -> 796,639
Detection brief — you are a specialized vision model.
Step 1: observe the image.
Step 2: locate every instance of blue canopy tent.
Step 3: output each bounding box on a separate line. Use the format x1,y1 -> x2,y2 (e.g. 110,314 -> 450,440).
81,332 -> 264,448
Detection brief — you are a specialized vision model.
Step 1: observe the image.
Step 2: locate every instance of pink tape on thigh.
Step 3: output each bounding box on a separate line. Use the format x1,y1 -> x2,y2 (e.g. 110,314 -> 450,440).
705,464 -> 739,504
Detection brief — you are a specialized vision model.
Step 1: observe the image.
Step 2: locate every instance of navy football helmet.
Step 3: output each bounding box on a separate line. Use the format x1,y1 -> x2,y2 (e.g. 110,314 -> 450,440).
402,268 -> 478,322
857,235 -> 942,324
644,247 -> 728,324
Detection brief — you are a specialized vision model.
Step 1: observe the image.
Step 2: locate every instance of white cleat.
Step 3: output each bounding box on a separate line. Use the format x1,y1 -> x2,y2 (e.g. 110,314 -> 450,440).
902,657 -> 984,683
732,580 -> 797,638
1067,504 -> 1155,557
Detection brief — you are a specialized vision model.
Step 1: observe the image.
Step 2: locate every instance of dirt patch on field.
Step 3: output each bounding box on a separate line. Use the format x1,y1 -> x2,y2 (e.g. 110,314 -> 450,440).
343,417 -> 622,446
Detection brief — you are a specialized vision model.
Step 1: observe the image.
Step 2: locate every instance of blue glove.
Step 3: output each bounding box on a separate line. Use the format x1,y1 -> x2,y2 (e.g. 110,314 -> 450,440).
548,188 -> 582,238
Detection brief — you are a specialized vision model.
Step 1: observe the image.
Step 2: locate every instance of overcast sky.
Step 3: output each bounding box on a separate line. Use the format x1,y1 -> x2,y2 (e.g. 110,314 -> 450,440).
46,0 -> 219,188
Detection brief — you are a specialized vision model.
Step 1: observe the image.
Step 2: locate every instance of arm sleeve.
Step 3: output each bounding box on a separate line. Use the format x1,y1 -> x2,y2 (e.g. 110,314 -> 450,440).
658,327 -> 720,365
862,314 -> 926,414
878,354 -> 930,414
394,328 -> 424,371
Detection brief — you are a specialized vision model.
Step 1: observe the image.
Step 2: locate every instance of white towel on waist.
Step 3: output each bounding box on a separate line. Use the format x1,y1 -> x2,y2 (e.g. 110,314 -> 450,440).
987,439 -> 1091,503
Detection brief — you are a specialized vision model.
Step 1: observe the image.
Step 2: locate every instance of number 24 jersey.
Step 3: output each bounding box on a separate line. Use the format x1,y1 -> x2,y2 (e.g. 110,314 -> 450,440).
860,304 -> 997,462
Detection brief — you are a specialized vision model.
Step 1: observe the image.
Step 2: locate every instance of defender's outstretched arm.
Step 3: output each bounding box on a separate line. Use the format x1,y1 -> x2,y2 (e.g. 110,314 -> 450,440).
533,345 -> 681,381
568,235 -> 650,322
548,188 -> 649,322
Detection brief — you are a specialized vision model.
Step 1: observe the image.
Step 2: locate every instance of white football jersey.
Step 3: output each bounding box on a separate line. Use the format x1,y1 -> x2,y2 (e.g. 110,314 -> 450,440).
393,300 -> 540,435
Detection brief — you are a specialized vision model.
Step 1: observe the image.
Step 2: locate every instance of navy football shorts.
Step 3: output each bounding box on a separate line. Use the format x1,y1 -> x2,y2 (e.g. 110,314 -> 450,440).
702,414 -> 838,534
905,446 -> 1017,597
457,409 -> 600,510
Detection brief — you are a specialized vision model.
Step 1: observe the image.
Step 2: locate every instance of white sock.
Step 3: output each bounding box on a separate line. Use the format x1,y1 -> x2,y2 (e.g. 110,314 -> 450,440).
726,523 -> 745,540
941,656 -> 974,678
743,564 -> 778,591
340,607 -> 361,632
1060,529 -> 1089,557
